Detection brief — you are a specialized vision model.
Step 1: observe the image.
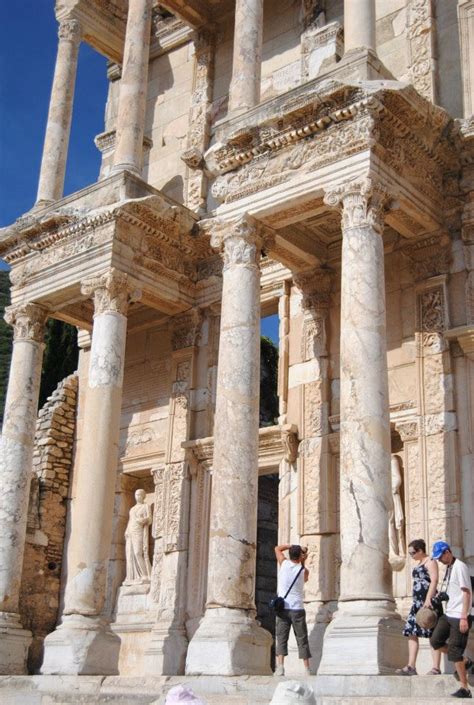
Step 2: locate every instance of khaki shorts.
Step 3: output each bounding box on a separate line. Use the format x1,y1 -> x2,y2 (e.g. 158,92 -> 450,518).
275,609 -> 311,660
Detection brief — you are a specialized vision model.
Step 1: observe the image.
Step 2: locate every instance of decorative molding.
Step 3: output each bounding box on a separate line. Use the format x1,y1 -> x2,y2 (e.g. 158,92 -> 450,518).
202,215 -> 274,270
324,177 -> 391,235
170,309 -> 203,350
293,267 -> 333,309
402,232 -> 451,282
58,18 -> 82,44
406,0 -> 437,102
4,303 -> 49,343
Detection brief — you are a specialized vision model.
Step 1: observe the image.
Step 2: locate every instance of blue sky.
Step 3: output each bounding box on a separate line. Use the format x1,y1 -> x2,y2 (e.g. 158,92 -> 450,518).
0,1 -> 279,343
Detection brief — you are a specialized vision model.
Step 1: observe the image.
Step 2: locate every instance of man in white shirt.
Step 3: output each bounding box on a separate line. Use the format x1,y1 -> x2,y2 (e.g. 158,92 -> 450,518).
273,543 -> 311,677
430,541 -> 473,699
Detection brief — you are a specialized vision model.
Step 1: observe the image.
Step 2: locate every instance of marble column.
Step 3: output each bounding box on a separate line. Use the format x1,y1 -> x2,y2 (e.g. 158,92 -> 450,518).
185,216 -> 272,675
112,0 -> 153,176
36,19 -> 81,206
228,0 -> 264,115
41,269 -> 140,675
343,0 -> 376,53
0,303 -> 48,674
318,178 -> 404,675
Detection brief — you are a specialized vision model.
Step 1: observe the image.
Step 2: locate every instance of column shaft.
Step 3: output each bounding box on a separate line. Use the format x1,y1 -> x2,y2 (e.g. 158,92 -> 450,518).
185,217 -> 272,676
343,0 -> 376,53
112,0 -> 153,175
0,303 -> 48,673
36,19 -> 81,205
228,0 -> 264,114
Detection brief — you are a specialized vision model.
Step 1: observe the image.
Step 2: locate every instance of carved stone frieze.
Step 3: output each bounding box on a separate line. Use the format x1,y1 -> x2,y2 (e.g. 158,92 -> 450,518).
171,309 -> 203,350
324,177 -> 391,234
81,268 -> 141,316
402,232 -> 451,282
416,281 -> 449,353
4,303 -> 49,343
406,0 -> 437,102
293,268 -> 333,310
151,461 -> 190,554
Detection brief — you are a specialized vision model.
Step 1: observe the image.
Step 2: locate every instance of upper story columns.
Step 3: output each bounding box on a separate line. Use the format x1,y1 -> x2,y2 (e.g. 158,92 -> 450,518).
228,0 -> 264,115
112,0 -> 153,176
343,0 -> 376,54
36,19 -> 82,205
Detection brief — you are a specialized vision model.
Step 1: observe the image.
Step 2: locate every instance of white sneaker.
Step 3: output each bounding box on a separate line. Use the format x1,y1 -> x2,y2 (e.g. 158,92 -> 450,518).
274,664 -> 285,677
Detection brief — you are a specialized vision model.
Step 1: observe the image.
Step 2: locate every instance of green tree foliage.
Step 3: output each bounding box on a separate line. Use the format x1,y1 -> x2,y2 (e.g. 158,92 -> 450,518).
0,270 -> 79,423
260,335 -> 279,427
0,271 -> 13,425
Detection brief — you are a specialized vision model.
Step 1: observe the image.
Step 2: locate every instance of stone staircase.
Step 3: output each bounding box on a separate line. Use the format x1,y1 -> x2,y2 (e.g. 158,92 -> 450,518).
1,674 -> 473,704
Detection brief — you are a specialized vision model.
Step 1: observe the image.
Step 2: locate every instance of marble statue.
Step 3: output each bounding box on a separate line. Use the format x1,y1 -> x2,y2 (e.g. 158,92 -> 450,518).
389,455 -> 406,570
124,489 -> 152,584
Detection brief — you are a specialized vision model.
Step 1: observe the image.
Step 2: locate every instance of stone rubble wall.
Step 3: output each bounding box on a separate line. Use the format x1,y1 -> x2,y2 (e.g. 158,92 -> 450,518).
21,373 -> 78,672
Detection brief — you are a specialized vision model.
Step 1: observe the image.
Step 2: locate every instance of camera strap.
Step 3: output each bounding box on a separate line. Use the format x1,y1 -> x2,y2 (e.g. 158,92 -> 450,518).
282,565 -> 304,600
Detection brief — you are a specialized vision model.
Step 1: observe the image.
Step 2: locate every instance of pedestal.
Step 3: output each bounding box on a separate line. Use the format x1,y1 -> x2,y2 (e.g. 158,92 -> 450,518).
0,615 -> 32,675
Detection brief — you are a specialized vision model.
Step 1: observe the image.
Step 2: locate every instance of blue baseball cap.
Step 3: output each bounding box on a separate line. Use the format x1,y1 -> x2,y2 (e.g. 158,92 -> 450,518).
431,540 -> 451,559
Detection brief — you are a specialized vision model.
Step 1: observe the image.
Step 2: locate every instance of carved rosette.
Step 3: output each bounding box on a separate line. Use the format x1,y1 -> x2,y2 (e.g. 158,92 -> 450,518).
4,303 -> 49,344
324,178 -> 391,235
58,18 -> 82,45
203,215 -> 272,271
81,268 -> 141,316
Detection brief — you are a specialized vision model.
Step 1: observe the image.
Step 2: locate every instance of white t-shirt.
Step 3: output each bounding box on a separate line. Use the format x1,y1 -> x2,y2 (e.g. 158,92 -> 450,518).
277,559 -> 305,610
444,559 -> 474,619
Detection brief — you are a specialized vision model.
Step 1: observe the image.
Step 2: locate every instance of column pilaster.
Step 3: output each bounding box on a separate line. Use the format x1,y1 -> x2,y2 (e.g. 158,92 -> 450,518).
0,303 -> 48,674
228,0 -> 264,115
112,0 -> 153,176
343,0 -> 376,53
36,19 -> 81,205
41,269 -> 140,675
185,215 -> 272,675
318,178 -> 405,675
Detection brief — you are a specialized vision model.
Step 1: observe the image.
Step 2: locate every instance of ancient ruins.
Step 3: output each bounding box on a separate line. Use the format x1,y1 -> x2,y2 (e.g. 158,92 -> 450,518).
0,0 -> 473,701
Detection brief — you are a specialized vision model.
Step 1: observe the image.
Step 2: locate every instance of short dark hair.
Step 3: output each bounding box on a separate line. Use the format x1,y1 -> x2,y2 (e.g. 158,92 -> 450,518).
408,539 -> 426,554
289,545 -> 302,560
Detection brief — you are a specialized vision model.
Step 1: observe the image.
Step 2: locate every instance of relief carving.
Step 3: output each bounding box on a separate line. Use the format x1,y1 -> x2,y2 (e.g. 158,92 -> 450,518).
324,178 -> 391,234
406,0 -> 437,102
388,456 -> 406,570
417,284 -> 448,352
4,303 -> 49,344
123,489 -> 152,586
58,18 -> 82,44
81,268 -> 141,316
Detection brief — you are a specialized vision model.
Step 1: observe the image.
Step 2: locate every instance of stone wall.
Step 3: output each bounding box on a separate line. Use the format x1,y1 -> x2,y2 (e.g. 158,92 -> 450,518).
21,374 -> 78,672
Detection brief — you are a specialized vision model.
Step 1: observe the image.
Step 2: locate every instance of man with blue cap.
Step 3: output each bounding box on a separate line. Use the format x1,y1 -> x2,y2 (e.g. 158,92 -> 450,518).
429,541 -> 474,699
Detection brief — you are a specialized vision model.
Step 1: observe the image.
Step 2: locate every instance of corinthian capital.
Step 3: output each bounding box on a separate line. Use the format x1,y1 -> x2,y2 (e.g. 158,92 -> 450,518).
324,177 -> 391,235
293,267 -> 333,310
58,18 -> 82,44
4,303 -> 49,343
81,268 -> 141,316
201,214 -> 273,270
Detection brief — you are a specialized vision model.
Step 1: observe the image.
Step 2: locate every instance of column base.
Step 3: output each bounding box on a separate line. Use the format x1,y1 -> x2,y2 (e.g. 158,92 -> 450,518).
143,622 -> 188,675
41,615 -> 120,675
185,607 -> 272,676
318,601 -> 406,675
0,613 -> 32,675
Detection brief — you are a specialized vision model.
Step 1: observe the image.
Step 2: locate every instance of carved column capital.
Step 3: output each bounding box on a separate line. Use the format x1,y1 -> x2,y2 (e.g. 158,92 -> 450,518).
170,309 -> 203,351
58,18 -> 82,44
4,303 -> 49,343
324,178 -> 392,235
81,268 -> 141,316
293,267 -> 333,310
201,215 -> 273,270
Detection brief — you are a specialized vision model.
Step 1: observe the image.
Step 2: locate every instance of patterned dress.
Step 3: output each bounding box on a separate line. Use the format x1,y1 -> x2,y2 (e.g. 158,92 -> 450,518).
403,561 -> 433,638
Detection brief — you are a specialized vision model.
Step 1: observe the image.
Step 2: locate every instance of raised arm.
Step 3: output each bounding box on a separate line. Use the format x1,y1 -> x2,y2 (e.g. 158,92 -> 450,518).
275,543 -> 291,565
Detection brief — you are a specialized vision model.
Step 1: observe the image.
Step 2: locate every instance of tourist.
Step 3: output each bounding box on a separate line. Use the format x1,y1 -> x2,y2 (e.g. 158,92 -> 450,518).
274,544 -> 311,677
430,541 -> 474,699
396,538 -> 440,675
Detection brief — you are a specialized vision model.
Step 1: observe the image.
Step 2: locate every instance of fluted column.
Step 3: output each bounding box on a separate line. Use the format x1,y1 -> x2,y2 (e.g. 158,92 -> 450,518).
36,19 -> 81,205
42,269 -> 140,675
228,0 -> 264,115
343,0 -> 376,53
0,303 -> 48,674
319,179 -> 404,675
185,216 -> 272,676
112,0 -> 153,176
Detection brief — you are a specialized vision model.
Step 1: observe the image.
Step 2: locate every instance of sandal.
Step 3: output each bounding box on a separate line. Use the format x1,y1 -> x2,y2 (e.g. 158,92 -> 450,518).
427,668 -> 441,675
395,666 -> 417,676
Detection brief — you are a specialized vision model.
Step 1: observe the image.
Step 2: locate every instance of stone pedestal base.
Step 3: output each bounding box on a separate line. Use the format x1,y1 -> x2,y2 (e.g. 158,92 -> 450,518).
0,614 -> 32,675
41,616 -> 120,675
112,586 -> 154,675
143,623 -> 188,675
185,608 -> 272,676
318,602 -> 406,675
328,47 -> 394,81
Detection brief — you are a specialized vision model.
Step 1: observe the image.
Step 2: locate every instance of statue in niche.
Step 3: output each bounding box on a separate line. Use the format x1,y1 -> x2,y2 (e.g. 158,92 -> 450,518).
389,455 -> 406,570
124,489 -> 152,585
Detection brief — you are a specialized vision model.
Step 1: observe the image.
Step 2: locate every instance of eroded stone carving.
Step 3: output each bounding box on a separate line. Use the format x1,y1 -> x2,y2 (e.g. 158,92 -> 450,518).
324,177 -> 391,234
389,456 -> 406,570
4,303 -> 49,343
124,489 -> 152,586
58,19 -> 82,44
81,268 -> 141,316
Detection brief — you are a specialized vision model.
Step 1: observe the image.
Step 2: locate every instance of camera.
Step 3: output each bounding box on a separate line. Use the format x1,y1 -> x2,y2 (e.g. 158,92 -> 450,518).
431,591 -> 449,612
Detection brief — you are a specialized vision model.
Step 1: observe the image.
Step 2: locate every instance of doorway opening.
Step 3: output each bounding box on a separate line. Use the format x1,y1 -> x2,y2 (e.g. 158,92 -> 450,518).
256,470 -> 279,666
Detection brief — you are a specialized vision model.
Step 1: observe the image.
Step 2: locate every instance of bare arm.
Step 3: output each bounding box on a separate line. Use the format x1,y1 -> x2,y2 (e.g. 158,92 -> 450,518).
301,547 -> 309,582
460,588 -> 471,633
275,544 -> 291,565
424,558 -> 439,606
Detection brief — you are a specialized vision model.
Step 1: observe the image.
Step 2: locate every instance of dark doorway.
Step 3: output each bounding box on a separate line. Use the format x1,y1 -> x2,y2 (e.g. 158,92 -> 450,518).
256,472 -> 279,665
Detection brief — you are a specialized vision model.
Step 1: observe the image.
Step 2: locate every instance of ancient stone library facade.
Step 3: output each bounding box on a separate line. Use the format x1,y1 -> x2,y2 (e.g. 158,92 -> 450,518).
0,0 -> 474,682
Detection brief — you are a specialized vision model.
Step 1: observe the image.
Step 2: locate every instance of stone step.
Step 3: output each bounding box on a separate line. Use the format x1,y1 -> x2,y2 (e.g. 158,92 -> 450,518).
1,674 -> 473,705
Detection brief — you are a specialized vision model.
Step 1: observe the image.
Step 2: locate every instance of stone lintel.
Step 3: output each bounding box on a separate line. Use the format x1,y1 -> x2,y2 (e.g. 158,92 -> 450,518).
445,325 -> 474,360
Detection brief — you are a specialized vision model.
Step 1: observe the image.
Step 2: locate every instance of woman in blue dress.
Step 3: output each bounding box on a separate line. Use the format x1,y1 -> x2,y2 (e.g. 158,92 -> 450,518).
396,538 -> 441,675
